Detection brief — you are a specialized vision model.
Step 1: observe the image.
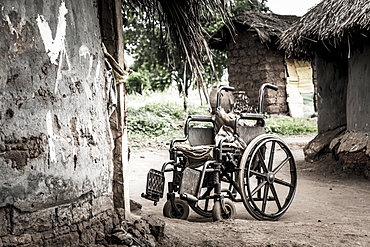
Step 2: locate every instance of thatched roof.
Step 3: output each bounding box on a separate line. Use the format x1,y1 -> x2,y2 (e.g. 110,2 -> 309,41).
209,12 -> 299,51
280,0 -> 370,58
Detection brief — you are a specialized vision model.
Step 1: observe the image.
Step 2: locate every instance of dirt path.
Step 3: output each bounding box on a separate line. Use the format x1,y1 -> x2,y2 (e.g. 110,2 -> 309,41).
128,136 -> 370,246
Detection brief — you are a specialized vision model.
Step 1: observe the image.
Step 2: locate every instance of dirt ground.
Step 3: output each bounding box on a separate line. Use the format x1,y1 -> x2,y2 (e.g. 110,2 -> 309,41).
128,135 -> 370,247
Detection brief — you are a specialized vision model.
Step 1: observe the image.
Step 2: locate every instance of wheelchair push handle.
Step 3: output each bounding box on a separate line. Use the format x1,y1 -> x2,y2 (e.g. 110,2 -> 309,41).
216,86 -> 235,109
258,83 -> 278,114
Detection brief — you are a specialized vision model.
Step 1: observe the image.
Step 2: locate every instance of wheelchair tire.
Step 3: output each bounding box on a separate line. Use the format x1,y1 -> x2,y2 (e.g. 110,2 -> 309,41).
212,199 -> 236,221
163,199 -> 190,220
238,134 -> 297,221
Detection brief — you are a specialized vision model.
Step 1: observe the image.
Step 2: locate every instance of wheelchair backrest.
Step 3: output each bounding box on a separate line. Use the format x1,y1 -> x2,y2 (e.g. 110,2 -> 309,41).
188,127 -> 215,147
238,126 -> 265,144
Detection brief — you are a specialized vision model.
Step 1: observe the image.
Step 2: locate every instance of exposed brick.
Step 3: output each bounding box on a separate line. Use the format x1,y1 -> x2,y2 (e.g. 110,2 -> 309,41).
12,208 -> 54,235
265,97 -> 277,104
44,232 -> 79,247
16,234 -> 32,245
42,230 -> 55,240
55,225 -> 71,235
80,228 -> 96,244
70,224 -> 78,232
55,205 -> 72,227
72,200 -> 91,222
1,235 -> 18,246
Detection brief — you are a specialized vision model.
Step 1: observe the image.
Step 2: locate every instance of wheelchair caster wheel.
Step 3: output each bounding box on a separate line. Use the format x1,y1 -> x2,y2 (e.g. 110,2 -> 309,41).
163,199 -> 190,220
212,199 -> 236,221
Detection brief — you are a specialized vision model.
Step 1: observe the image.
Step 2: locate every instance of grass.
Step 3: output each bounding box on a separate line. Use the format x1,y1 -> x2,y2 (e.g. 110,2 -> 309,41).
265,117 -> 317,135
127,88 -> 317,148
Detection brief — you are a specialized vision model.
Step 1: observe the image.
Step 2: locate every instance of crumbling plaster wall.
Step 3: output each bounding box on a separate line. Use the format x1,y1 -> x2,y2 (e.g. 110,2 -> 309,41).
227,31 -> 288,114
0,0 -> 114,233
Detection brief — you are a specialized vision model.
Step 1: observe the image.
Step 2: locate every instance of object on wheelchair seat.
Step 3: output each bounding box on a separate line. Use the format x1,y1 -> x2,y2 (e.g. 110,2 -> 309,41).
175,145 -> 213,168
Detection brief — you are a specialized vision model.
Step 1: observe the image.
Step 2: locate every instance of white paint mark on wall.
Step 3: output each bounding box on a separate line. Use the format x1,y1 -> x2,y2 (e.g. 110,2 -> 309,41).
79,45 -> 90,58
55,45 -> 72,94
79,45 -> 94,77
78,45 -> 95,99
95,60 -> 101,83
4,15 -> 18,37
36,1 -> 68,65
46,110 -> 56,163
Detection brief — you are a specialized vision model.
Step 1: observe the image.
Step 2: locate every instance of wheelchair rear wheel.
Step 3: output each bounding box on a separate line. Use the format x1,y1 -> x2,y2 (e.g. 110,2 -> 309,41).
238,135 -> 297,220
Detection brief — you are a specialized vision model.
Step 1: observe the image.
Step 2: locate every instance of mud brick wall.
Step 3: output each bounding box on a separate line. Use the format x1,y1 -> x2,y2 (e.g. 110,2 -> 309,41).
0,0 -> 117,242
0,196 -> 119,246
227,32 -> 288,114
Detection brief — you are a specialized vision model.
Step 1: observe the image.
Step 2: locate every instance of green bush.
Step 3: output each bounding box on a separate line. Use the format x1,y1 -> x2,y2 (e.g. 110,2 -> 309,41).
265,117 -> 317,135
126,73 -> 150,94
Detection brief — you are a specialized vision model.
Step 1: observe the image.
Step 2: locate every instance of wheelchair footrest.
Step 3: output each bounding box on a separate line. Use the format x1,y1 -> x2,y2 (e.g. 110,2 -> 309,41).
142,169 -> 165,204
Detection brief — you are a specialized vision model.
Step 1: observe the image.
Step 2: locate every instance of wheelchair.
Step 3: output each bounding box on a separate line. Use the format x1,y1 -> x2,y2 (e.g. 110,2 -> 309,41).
142,83 -> 297,221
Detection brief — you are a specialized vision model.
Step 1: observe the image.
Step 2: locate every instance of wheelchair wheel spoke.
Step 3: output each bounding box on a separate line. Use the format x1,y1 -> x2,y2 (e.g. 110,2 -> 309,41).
251,180 -> 267,197
274,177 -> 294,188
270,184 -> 282,210
262,184 -> 270,213
250,170 -> 268,179
268,141 -> 275,171
257,150 -> 269,173
272,156 -> 291,174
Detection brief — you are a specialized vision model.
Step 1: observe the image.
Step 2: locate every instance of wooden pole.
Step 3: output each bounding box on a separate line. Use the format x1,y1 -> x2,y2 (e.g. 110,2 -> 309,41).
114,0 -> 130,219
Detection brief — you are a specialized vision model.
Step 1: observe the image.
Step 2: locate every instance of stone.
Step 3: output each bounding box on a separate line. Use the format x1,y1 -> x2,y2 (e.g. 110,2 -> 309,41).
55,205 -> 73,227
17,234 -> 32,245
141,215 -> 166,241
111,231 -> 134,245
0,209 -> 8,237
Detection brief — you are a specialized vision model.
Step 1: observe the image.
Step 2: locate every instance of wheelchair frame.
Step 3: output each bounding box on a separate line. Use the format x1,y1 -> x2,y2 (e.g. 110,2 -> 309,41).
142,83 -> 297,221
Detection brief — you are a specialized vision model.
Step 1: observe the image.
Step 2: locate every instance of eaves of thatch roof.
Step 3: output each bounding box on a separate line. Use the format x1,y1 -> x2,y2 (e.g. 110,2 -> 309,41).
209,12 -> 299,51
280,0 -> 370,59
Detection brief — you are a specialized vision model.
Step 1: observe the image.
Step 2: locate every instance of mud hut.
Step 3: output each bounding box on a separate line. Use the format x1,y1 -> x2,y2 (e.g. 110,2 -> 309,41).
209,12 -> 315,117
280,0 -> 370,176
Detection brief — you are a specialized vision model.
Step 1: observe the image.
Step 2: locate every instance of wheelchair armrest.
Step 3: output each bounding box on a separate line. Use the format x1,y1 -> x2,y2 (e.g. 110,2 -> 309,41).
170,137 -> 188,149
239,113 -> 264,120
187,115 -> 213,122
